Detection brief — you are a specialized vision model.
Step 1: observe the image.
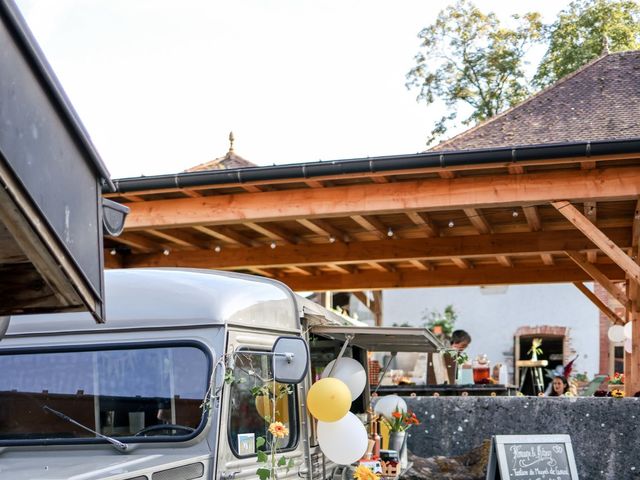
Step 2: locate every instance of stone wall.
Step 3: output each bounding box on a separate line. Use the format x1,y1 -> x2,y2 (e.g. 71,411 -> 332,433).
404,396 -> 640,478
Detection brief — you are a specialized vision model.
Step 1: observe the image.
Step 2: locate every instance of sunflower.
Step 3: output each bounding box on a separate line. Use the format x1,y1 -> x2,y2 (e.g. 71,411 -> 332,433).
268,421 -> 289,438
353,464 -> 379,480
611,389 -> 625,398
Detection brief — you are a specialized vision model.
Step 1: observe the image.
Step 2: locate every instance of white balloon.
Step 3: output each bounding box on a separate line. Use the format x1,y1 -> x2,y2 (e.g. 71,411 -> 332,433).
317,412 -> 368,465
625,338 -> 633,354
373,395 -> 407,420
322,358 -> 367,401
624,321 -> 633,340
608,325 -> 626,343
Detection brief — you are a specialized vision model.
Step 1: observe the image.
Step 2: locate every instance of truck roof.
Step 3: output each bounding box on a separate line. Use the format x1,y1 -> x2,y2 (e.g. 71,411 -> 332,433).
5,269 -> 301,336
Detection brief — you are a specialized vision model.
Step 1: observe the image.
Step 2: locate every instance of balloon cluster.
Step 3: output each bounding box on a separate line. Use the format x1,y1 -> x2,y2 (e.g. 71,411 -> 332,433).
306,358 -> 368,465
608,323 -> 633,353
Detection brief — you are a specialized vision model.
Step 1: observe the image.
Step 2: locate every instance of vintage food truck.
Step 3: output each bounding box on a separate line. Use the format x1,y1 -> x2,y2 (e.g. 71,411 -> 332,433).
0,268 -> 443,480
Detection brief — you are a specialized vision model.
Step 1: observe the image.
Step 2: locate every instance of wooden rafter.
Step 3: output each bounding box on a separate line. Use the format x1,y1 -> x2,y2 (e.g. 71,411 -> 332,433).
146,229 -> 208,249
372,176 -> 389,184
584,201 -> 598,263
117,227 -> 631,270
497,255 -> 514,267
276,263 -> 625,291
351,215 -> 389,239
109,232 -> 159,252
181,189 -> 202,198
409,259 -> 432,271
553,201 -> 640,284
463,208 -> 491,234
564,250 -> 629,308
573,282 -> 624,325
192,225 -> 256,247
245,222 -> 299,245
522,206 -> 542,231
540,253 -> 555,266
123,166 -> 640,229
328,263 -> 356,274
451,257 -> 473,269
508,164 -> 525,174
406,211 -> 439,237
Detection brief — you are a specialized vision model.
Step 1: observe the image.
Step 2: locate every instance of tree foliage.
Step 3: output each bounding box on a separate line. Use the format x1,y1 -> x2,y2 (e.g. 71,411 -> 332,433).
405,0 -> 543,145
534,0 -> 640,87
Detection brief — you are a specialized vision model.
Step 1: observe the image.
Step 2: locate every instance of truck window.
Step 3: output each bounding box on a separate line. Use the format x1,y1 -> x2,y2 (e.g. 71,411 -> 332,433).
227,351 -> 297,457
0,343 -> 210,444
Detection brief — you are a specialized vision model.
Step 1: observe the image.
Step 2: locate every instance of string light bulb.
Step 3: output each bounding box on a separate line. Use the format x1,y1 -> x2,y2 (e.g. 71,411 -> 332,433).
270,242 -> 277,249
110,248 -> 116,256
587,206 -> 594,215
214,245 -> 222,253
512,210 -> 519,217
448,220 -> 455,228
387,227 -> 394,237
635,210 -> 640,220
329,235 -> 336,243
163,249 -> 170,256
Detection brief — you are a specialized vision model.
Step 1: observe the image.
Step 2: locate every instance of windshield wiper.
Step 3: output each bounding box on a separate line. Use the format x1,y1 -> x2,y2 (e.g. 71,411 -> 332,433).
43,405 -> 129,452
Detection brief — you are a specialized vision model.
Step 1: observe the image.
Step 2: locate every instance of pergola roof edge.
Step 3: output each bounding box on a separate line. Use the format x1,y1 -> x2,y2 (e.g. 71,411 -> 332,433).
109,137 -> 640,193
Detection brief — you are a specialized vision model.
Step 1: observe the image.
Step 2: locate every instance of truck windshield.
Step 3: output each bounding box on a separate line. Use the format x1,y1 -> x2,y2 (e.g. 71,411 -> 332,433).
0,343 -> 210,443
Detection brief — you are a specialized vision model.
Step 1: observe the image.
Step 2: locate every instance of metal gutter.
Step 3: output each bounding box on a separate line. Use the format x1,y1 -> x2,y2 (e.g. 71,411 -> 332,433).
109,138 -> 640,194
1,0 -> 114,191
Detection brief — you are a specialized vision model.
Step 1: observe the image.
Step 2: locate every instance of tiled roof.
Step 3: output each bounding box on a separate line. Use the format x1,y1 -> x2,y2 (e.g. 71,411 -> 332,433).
185,152 -> 256,172
431,51 -> 640,151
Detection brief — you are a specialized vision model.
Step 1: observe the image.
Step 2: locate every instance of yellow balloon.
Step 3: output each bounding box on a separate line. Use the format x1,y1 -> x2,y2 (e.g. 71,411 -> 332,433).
306,377 -> 351,422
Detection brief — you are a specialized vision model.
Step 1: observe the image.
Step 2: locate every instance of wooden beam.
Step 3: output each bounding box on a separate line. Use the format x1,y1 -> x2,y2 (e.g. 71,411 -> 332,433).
181,189 -> 202,198
122,195 -> 145,202
123,166 -> 640,229
451,257 -> 473,269
105,151 -> 640,199
145,229 -> 209,249
523,206 -> 542,231
553,201 -> 640,284
193,225 -> 257,247
245,222 -> 299,244
372,176 -> 389,184
573,282 -> 624,325
279,263 -> 626,291
305,180 -> 324,188
463,208 -> 491,234
409,259 -> 432,270
328,263 -> 356,274
372,290 -> 383,326
122,227 -> 632,270
508,164 -> 525,174
351,215 -> 389,239
496,255 -> 514,267
301,218 -> 349,243
540,253 -> 555,265
565,250 -> 629,308
242,185 -> 263,193
368,261 -> 394,272
109,232 -> 159,252
406,211 -> 439,237
438,170 -> 455,179
584,201 -> 598,263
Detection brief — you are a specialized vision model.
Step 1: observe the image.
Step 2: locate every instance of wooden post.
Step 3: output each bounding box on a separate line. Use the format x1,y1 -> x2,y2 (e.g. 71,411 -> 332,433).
626,202 -> 640,396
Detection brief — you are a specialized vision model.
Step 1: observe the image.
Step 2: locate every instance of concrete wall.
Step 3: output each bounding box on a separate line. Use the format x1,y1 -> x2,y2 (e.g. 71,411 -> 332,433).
381,284 -> 600,379
404,396 -> 640,479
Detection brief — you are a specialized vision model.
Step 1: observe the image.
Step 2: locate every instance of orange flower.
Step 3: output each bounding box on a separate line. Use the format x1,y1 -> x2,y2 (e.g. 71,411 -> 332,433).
353,464 -> 379,480
268,421 -> 289,439
391,411 -> 402,419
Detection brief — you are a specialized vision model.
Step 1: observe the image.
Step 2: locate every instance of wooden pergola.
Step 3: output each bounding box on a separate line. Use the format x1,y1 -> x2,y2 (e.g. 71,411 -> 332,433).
103,139 -> 640,394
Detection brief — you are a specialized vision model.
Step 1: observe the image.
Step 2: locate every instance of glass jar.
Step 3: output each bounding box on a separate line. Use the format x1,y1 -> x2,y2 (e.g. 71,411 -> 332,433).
472,354 -> 491,384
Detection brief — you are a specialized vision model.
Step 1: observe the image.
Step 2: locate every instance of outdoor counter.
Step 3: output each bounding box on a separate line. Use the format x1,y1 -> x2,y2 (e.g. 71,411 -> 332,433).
374,384 -> 518,397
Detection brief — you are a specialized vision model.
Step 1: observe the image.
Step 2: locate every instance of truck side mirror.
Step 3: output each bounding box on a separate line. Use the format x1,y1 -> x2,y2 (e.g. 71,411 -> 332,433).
272,336 -> 309,384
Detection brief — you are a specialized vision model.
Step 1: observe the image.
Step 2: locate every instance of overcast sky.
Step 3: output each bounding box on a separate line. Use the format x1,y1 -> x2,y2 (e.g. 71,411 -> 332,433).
16,0 -> 570,179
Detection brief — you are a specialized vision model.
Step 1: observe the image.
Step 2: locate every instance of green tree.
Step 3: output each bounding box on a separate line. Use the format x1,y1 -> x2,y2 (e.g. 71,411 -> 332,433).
534,0 -> 640,88
406,0 -> 543,145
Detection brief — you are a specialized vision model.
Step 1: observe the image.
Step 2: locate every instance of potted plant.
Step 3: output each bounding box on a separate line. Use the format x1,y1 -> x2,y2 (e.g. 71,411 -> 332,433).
607,372 -> 624,394
422,305 -> 457,338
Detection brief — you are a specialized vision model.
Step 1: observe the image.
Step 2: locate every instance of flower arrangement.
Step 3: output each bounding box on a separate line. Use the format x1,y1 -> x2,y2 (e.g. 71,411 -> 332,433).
528,338 -> 543,359
353,464 -> 380,480
381,408 -> 420,433
608,372 -> 625,385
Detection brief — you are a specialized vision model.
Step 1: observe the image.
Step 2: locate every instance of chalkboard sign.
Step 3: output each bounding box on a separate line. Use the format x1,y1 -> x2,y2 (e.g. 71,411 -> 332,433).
486,435 -> 579,480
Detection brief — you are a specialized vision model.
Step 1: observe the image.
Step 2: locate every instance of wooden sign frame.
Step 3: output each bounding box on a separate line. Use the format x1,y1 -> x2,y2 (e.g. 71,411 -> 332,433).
486,434 -> 579,480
